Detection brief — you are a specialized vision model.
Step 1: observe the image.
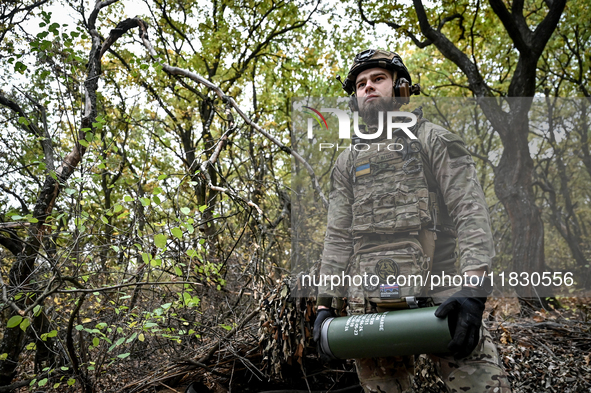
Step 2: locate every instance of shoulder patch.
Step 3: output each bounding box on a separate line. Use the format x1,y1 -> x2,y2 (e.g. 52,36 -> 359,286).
438,132 -> 470,158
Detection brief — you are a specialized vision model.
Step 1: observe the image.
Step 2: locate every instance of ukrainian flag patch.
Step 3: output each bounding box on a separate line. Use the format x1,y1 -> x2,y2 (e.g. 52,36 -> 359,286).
356,163 -> 371,176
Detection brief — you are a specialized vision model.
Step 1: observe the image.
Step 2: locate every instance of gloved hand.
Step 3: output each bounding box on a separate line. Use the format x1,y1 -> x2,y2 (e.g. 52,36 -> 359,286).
313,308 -> 335,362
435,287 -> 487,358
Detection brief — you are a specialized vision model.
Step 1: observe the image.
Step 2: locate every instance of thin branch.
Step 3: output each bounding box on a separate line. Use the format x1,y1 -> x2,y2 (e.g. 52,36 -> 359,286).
0,0 -> 49,22
54,280 -> 204,293
0,270 -> 24,315
357,0 -> 432,48
0,183 -> 31,215
197,308 -> 259,364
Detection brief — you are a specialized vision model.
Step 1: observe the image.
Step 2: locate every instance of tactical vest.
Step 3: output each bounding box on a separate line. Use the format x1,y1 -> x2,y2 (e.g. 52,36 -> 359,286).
347,117 -> 455,309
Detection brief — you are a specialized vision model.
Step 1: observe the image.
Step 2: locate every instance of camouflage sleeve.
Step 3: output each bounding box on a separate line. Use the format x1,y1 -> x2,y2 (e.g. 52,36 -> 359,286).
419,122 -> 495,273
318,150 -> 354,299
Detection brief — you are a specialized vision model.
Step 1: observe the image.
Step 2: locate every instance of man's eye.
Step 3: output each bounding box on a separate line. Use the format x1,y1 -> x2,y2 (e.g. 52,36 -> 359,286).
357,83 -> 365,89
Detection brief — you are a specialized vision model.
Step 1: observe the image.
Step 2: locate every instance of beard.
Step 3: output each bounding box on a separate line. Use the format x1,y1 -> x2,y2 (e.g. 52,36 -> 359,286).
358,96 -> 398,125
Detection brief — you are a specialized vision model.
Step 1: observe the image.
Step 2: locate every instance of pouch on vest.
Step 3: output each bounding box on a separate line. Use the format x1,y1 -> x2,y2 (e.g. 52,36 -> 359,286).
354,238 -> 431,307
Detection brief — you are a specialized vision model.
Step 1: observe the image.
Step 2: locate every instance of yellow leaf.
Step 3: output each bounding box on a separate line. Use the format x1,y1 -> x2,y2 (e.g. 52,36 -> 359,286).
138,333 -> 145,342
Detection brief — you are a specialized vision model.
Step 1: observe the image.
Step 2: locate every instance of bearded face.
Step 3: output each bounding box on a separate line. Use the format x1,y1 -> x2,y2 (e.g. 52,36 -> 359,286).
354,68 -> 398,126
358,96 -> 398,124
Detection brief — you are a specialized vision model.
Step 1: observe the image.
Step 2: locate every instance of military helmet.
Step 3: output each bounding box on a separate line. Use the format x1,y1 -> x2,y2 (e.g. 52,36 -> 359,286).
342,49 -> 412,95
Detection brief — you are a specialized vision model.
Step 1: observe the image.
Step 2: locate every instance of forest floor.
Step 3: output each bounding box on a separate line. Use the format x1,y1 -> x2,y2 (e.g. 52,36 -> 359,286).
11,294 -> 587,393
151,296 -> 591,393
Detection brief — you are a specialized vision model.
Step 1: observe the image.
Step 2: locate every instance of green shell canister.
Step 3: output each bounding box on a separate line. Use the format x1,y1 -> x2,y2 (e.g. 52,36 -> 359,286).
319,306 -> 452,359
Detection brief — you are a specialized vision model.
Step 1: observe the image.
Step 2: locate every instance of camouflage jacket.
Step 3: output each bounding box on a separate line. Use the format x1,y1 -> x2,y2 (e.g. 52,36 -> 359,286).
318,120 -> 495,300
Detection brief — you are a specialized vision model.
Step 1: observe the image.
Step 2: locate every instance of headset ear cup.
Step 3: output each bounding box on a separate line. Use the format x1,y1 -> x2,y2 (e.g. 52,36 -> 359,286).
349,95 -> 359,112
394,78 -> 410,105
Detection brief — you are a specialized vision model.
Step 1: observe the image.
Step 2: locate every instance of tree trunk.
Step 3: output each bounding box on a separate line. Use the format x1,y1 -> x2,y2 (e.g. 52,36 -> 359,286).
493,112 -> 545,302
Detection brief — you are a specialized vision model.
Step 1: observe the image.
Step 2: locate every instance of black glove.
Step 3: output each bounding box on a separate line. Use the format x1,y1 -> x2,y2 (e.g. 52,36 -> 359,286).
313,308 -> 335,362
435,287 -> 487,358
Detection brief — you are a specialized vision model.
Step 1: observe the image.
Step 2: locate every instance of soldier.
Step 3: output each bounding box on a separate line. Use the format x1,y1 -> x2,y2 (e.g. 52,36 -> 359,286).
313,49 -> 511,393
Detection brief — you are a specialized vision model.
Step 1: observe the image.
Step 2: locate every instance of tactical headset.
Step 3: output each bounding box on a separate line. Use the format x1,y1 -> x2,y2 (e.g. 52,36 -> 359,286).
338,49 -> 421,112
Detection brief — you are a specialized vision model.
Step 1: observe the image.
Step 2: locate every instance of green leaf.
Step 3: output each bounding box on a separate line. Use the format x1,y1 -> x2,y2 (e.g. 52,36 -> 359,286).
47,329 -> 58,338
180,207 -> 190,215
93,337 -> 99,346
140,197 -> 150,207
174,266 -> 183,276
126,332 -> 137,343
0,353 -> 8,361
7,315 -> 23,328
124,196 -> 133,202
38,378 -> 48,387
19,318 -> 30,331
79,139 -> 89,147
115,337 -> 125,346
152,187 -> 162,195
171,227 -> 183,239
67,378 -> 76,386
65,188 -> 76,195
187,249 -> 197,257
199,205 -> 207,212
157,174 -> 167,180
141,252 -> 150,264
75,325 -> 84,331
15,61 -> 27,74
101,216 -> 108,224
154,234 -> 167,249
118,352 -> 130,359
113,204 -> 123,213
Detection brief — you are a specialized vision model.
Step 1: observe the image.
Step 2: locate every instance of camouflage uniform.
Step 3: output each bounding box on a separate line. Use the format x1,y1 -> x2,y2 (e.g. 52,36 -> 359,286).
318,118 -> 511,392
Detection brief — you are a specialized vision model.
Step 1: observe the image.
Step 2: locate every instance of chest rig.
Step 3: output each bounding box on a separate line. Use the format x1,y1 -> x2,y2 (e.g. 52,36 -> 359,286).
346,116 -> 440,311
350,123 -> 433,238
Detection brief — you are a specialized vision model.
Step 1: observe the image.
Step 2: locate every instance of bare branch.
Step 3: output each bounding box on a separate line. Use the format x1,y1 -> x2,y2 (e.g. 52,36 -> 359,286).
0,270 -> 24,315
0,91 -> 54,172
54,280 -> 204,293
0,0 -> 49,22
357,0 -> 432,48
0,183 -> 30,215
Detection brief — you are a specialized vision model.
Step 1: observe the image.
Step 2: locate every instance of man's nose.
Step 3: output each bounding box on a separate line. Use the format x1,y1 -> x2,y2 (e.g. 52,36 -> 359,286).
363,81 -> 375,94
